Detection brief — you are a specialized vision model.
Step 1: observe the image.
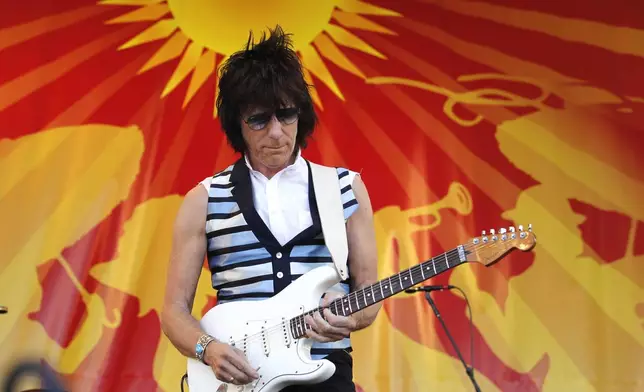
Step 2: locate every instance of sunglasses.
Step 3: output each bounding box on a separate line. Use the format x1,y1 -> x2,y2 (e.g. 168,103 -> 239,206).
243,107 -> 300,131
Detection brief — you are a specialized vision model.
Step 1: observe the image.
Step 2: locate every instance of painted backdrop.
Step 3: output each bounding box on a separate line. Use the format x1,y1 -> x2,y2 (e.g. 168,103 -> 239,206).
1,1 -> 643,391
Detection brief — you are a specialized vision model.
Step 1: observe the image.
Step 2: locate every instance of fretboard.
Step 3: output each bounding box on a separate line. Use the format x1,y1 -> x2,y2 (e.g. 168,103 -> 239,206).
289,244 -> 467,338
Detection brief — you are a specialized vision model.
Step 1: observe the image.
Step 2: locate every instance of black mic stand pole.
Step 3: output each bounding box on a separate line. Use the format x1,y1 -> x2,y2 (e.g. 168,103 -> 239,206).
424,291 -> 481,392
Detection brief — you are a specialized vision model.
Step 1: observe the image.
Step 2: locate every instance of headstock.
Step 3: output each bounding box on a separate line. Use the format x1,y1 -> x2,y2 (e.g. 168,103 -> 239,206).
465,224 -> 536,266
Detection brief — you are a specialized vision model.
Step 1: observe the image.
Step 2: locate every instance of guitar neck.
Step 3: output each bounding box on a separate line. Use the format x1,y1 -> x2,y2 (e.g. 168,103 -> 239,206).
289,244 -> 468,339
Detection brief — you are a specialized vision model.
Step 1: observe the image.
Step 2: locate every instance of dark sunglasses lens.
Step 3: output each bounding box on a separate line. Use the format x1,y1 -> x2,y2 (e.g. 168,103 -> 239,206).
246,113 -> 271,129
276,108 -> 299,124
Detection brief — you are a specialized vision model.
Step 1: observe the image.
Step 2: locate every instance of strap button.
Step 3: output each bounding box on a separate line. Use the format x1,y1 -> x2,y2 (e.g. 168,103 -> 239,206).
277,272 -> 284,279
276,252 -> 283,259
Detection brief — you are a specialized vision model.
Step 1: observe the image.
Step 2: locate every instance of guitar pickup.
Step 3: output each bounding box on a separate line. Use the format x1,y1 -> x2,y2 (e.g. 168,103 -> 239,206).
261,325 -> 269,356
282,317 -> 291,347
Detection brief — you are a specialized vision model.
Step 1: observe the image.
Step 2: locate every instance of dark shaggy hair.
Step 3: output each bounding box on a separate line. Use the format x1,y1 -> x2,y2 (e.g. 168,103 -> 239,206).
216,25 -> 318,154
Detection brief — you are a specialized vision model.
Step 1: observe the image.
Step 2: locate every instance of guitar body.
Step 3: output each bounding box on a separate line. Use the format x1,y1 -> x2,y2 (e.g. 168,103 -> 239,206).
187,265 -> 340,392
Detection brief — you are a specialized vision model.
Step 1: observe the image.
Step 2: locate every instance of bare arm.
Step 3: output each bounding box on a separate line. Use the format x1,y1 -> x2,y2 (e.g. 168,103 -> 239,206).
160,184 -> 258,384
160,184 -> 209,358
346,174 -> 381,330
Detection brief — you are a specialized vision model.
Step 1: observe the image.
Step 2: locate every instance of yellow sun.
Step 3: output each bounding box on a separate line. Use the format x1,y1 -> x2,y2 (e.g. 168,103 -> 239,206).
99,0 -> 401,116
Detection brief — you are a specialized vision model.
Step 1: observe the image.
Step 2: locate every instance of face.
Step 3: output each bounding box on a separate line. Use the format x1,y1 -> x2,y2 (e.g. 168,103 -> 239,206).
241,106 -> 299,174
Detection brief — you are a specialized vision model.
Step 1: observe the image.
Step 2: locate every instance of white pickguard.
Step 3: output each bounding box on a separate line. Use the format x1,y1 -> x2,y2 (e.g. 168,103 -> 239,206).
187,265 -> 341,392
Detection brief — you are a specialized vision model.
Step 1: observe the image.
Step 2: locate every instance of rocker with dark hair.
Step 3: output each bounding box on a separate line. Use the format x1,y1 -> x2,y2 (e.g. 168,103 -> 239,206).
161,25 -> 380,392
216,25 -> 317,158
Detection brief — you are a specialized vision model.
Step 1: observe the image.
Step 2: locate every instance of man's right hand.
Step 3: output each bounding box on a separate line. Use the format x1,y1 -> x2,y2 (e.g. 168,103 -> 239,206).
204,342 -> 259,385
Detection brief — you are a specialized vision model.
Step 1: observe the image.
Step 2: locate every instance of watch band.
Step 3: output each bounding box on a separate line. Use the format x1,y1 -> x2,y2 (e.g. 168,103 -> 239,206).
195,334 -> 215,363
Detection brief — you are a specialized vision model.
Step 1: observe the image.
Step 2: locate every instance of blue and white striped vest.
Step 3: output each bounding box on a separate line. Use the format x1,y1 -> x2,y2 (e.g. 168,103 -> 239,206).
203,158 -> 359,359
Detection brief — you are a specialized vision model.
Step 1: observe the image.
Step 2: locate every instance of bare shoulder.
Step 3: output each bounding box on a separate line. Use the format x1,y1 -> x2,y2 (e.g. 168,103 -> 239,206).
350,174 -> 374,217
174,183 -> 209,234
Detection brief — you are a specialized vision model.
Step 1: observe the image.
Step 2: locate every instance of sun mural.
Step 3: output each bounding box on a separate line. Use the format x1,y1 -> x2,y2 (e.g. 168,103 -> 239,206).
0,1 -> 643,392
100,0 -> 401,114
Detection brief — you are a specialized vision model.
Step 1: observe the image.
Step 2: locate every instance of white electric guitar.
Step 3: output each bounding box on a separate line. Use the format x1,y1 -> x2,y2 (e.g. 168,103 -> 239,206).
187,225 -> 536,392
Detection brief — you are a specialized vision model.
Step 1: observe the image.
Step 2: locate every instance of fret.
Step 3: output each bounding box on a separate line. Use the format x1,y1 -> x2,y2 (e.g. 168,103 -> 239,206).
410,268 -> 415,285
344,296 -> 352,314
421,263 -> 425,279
370,285 -> 376,303
379,280 -> 384,300
444,252 -> 450,268
432,257 -> 437,274
362,288 -> 368,308
333,300 -> 339,316
398,272 -> 403,291
298,318 -> 303,338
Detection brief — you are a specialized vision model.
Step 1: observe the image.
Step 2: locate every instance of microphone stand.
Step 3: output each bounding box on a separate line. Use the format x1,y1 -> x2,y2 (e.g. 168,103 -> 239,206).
424,291 -> 481,392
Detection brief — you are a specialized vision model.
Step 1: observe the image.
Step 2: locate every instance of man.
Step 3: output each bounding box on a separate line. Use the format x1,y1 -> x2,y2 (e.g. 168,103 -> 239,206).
161,25 -> 380,391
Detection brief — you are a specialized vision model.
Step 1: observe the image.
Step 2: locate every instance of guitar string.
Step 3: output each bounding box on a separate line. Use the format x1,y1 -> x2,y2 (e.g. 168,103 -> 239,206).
224,237 -> 523,349
226,240 -> 506,349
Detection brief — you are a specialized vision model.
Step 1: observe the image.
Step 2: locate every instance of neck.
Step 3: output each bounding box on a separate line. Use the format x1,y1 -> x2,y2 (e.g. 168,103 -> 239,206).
288,243 -> 468,339
246,150 -> 298,179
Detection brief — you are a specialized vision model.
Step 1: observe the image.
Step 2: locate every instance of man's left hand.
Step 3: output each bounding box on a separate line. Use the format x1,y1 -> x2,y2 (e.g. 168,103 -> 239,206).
304,292 -> 358,343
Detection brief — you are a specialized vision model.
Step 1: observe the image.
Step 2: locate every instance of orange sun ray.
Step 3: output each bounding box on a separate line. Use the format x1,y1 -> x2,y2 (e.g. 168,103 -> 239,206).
314,34 -> 365,79
0,6 -> 108,52
183,50 -> 216,108
48,53 -> 152,128
332,9 -> 397,35
386,17 -> 623,108
343,98 -> 435,207
302,67 -> 323,110
336,0 -> 402,16
324,24 -> 386,59
299,44 -> 344,100
138,31 -> 189,73
431,0 -> 644,58
106,3 -> 170,24
99,0 -> 163,5
151,87 -> 207,193
0,26 -> 140,113
390,17 -> 580,88
161,41 -> 203,97
118,18 -> 177,50
311,121 -> 349,168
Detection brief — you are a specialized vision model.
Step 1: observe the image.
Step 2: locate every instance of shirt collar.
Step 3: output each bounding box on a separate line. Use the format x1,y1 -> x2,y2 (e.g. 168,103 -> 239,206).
244,149 -> 306,177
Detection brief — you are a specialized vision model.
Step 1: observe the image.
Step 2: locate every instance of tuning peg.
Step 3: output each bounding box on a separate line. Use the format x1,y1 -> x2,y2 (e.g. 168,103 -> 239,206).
481,230 -> 486,236
499,228 -> 506,234
528,223 -> 532,231
518,225 -> 524,231
509,226 -> 515,233
490,229 -> 495,235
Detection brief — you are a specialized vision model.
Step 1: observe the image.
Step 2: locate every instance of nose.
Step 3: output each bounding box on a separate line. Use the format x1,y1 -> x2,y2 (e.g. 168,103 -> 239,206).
266,115 -> 283,139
